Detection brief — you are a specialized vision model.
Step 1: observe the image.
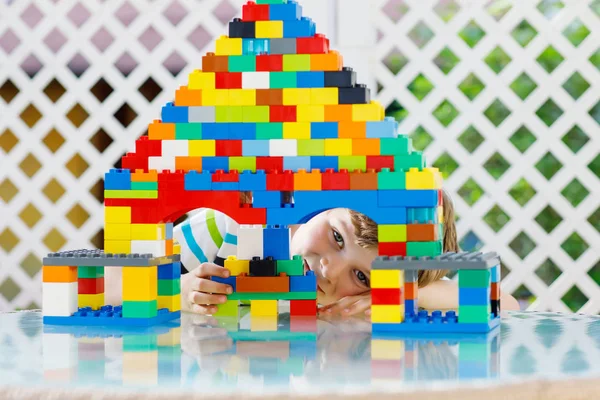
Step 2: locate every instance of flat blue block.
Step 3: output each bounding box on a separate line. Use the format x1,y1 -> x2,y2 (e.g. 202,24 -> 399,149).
407,207 -> 436,224
165,223 -> 173,240
297,71 -> 324,88
311,122 -> 338,139
242,38 -> 270,55
184,171 -> 212,190
290,271 -> 316,292
284,156 -> 311,172
203,157 -> 229,172
212,181 -> 239,191
243,139 -> 270,156
289,339 -> 317,360
378,190 -> 439,208
263,225 -> 290,260
372,316 -> 501,334
270,1 -> 302,20
366,118 -> 397,138
202,122 -> 230,139
239,170 -> 267,191
104,169 -> 131,190
283,17 -> 315,38
459,287 -> 490,306
161,103 -> 188,123
230,122 -> 257,139
253,191 -> 281,208
309,155 -> 338,171
44,307 -> 181,327
364,207 -> 407,224
158,263 -> 180,280
212,276 -> 236,291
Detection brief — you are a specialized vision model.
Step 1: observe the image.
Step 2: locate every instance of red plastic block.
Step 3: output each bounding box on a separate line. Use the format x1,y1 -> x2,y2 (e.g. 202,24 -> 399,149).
216,140 -> 243,156
242,1 -> 269,21
257,156 -> 283,172
158,170 -> 185,191
266,170 -> 294,191
290,299 -> 317,316
270,105 -> 297,122
228,204 -> 267,224
322,169 -> 350,190
216,72 -> 242,89
290,316 -> 317,332
378,242 -> 407,257
236,274 -> 289,292
371,288 -> 402,305
297,34 -> 330,54
257,55 -> 283,72
135,136 -> 162,156
121,153 -> 148,172
78,278 -> 105,295
366,156 -> 394,171
212,170 -> 240,182
405,282 -> 417,300
202,53 -> 229,73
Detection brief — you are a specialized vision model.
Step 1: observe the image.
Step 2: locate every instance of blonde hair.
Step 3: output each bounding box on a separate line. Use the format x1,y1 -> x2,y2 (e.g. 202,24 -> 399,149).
349,189 -> 458,288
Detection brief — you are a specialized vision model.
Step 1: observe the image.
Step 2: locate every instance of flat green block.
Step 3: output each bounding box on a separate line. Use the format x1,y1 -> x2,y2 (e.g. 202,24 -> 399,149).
158,279 -> 180,296
283,55 -> 311,71
406,241 -> 442,257
230,156 -> 256,172
123,334 -> 158,352
123,300 -> 157,318
458,342 -> 490,362
104,190 -> 158,199
256,122 -> 283,139
243,106 -> 270,123
394,152 -> 424,171
276,256 -> 304,276
270,72 -> 297,88
378,224 -> 407,242
339,156 -> 366,172
229,291 -> 316,300
175,123 -> 202,139
256,0 -> 287,4
78,266 -> 104,278
229,55 -> 256,72
131,181 -> 158,190
216,106 -> 243,122
298,139 -> 325,155
381,137 -> 411,155
214,300 -> 239,317
378,168 -> 406,189
458,270 -> 491,288
459,305 -> 491,323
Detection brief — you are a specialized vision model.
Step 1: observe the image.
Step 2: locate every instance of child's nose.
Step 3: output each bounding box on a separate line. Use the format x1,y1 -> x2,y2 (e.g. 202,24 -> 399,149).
319,255 -> 343,283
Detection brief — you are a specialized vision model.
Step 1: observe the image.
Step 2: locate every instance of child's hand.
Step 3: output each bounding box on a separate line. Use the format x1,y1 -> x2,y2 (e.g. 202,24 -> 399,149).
318,292 -> 371,318
181,263 -> 233,315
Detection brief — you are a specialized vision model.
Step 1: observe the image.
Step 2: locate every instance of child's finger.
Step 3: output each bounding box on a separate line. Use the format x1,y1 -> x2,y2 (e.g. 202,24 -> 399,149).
189,291 -> 228,307
342,297 -> 371,317
194,277 -> 233,295
194,263 -> 230,279
319,296 -> 357,316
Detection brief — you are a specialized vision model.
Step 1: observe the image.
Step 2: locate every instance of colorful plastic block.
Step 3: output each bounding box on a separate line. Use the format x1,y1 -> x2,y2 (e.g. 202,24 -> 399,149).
236,274 -> 289,292
250,300 -> 278,316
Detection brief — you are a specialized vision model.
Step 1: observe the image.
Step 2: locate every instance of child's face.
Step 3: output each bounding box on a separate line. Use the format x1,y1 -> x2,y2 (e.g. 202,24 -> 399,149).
290,208 -> 378,305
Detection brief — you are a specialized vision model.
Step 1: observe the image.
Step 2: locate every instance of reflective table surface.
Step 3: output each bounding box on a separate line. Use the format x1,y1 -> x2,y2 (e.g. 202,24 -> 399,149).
1,310 -> 600,399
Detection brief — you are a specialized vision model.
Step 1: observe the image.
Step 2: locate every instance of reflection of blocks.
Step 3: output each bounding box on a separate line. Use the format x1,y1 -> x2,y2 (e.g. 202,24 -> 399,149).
372,339 -> 404,360
215,299 -> 240,317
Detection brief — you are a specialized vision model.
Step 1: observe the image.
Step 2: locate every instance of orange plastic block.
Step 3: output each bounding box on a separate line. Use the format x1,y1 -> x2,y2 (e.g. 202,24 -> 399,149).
43,266 -> 77,283
404,282 -> 417,300
491,282 -> 500,300
324,105 -> 352,122
406,224 -> 439,241
352,138 -> 380,155
175,156 -> 202,171
350,169 -> 378,190
236,274 -> 289,293
148,120 -> 175,140
165,239 -> 174,256
294,169 -> 322,191
132,169 -> 158,182
310,51 -> 342,71
338,121 -> 367,138
175,86 -> 202,106
256,89 -> 283,106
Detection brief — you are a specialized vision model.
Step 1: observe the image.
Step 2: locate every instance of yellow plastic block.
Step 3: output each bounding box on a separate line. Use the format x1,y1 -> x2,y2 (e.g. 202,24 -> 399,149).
296,105 -> 325,122
353,101 -> 384,122
250,316 -> 278,331
256,21 -> 283,38
158,294 -> 181,312
371,305 -> 404,323
173,243 -> 181,255
250,300 -> 278,316
157,327 -> 181,346
104,224 -> 131,240
202,89 -> 230,106
104,240 -> 131,254
282,88 -> 311,105
215,35 -> 242,56
283,122 -> 311,139
438,206 -> 444,223
105,206 -> 131,224
311,88 -> 338,105
224,256 -> 250,276
189,140 -> 216,156
122,266 -> 158,302
372,339 -> 405,360
229,89 -> 256,106
78,293 -> 104,310
131,224 -> 165,240
406,167 -> 443,190
188,70 -> 216,90
324,138 -> 352,156
372,270 -> 404,288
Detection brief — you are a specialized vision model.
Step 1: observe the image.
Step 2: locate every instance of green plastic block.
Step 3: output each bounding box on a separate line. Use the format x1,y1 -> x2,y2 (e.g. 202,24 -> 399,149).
229,55 -> 256,72
283,55 -> 311,71
339,156 -> 366,172
78,266 -> 104,278
377,168 -> 406,189
131,181 -> 158,190
458,305 -> 491,323
378,224 -> 407,242
175,123 -> 202,139
104,190 -> 158,199
298,139 -> 325,155
394,152 -> 425,171
256,0 -> 287,4
243,106 -> 270,123
380,137 -> 411,155
230,156 -> 256,172
276,256 -> 304,276
228,291 -> 316,300
214,300 -> 239,317
123,334 -> 158,352
458,270 -> 491,288
256,122 -> 283,139
216,106 -> 243,122
123,300 -> 157,318
458,342 -> 490,362
158,279 -> 180,296
406,241 -> 442,257
270,72 -> 297,88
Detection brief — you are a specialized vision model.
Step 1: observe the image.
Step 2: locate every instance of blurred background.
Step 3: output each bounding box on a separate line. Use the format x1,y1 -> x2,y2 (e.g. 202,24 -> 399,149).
0,0 -> 598,313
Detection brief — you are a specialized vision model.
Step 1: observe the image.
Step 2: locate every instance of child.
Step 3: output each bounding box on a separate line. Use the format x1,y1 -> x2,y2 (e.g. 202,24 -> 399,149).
177,190 -> 519,316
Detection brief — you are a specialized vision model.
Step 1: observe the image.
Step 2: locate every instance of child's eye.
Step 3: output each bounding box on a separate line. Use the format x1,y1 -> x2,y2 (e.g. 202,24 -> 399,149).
355,270 -> 369,287
332,230 -> 344,248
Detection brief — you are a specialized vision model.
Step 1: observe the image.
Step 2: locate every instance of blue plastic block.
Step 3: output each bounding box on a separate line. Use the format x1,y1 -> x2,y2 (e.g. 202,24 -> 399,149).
290,339 -> 317,360
242,38 -> 270,55
184,171 -> 212,190
242,139 -> 270,156
407,207 -> 436,224
283,17 -> 315,38
297,71 -> 324,88
309,156 -> 338,171
366,118 -> 397,138
161,102 -> 188,123
229,122 -> 257,139
104,169 -> 131,190
43,306 -> 180,327
284,156 -> 311,172
290,271 -> 316,292
405,299 -> 417,314
253,191 -> 281,208
158,263 -> 180,280
263,225 -> 290,260
203,157 -> 229,172
378,190 -> 439,208
372,314 -> 501,334
270,1 -> 302,20
364,207 -> 407,224
202,122 -> 230,139
165,223 -> 173,240
311,122 -> 338,139
491,265 -> 500,283
239,170 -> 267,191
212,181 -> 239,191
459,288 -> 490,306
212,276 -> 236,292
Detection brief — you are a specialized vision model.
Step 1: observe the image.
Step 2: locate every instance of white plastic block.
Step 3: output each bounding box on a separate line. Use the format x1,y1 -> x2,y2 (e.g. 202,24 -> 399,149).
148,156 -> 175,172
131,240 -> 166,257
237,225 -> 264,260
43,282 -> 78,317
242,72 -> 270,89
161,140 -> 189,157
269,139 -> 297,157
189,106 -> 216,122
